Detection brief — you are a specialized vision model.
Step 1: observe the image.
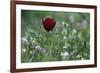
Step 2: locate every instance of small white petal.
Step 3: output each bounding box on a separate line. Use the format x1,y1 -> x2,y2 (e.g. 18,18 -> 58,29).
78,32 -> 82,39
63,36 -> 67,40
22,37 -> 28,43
61,52 -> 69,57
62,21 -> 65,25
30,51 -> 33,54
63,45 -> 67,49
76,55 -> 80,58
22,49 -> 26,53
72,29 -> 77,34
35,45 -> 41,50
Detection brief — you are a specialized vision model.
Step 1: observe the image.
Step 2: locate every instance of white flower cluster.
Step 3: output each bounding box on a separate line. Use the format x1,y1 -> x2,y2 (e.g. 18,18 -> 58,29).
31,38 -> 37,44
62,21 -> 69,26
35,45 -> 42,50
61,29 -> 68,35
63,42 -> 70,49
78,32 -> 82,39
22,37 -> 28,44
22,48 -> 26,53
61,22 -> 69,41
61,52 -> 69,59
72,29 -> 77,35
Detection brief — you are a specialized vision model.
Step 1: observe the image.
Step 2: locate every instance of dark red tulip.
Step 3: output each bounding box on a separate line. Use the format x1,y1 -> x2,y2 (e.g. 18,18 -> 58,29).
42,16 -> 56,32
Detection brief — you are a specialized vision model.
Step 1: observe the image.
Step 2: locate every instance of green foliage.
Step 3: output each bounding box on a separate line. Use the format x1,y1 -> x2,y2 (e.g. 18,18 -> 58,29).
21,10 -> 90,63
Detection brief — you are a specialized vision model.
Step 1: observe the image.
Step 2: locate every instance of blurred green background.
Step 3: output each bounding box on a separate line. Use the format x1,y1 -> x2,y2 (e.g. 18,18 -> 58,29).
21,10 -> 90,63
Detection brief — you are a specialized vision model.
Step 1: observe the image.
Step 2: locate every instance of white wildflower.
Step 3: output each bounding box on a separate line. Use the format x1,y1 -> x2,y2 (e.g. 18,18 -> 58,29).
72,29 -> 77,34
35,45 -> 41,50
62,21 -> 65,25
32,38 -> 36,43
22,48 -> 26,53
76,55 -> 81,58
62,29 -> 67,35
61,52 -> 69,59
62,21 -> 68,26
63,45 -> 67,49
30,51 -> 33,54
30,37 -> 33,40
63,36 -> 67,40
69,34 -> 73,39
78,32 -> 82,39
22,37 -> 28,43
30,30 -> 34,33
63,42 -> 70,49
